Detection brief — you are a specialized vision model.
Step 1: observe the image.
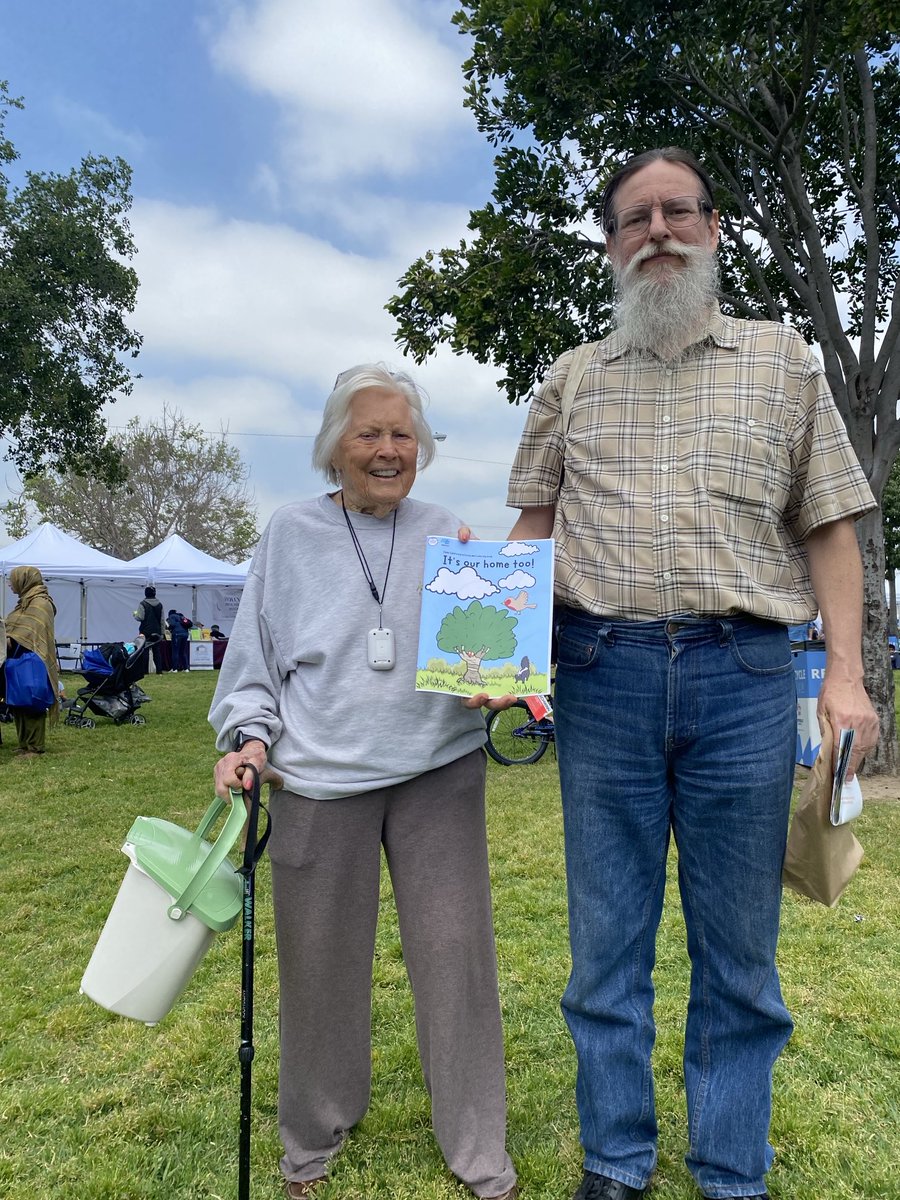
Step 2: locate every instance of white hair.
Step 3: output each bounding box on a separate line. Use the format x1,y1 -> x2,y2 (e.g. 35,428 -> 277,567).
311,363 -> 436,486
612,243 -> 720,361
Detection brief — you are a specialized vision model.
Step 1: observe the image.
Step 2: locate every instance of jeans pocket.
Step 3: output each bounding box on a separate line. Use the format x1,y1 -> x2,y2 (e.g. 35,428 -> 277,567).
727,623 -> 793,676
556,620 -> 604,670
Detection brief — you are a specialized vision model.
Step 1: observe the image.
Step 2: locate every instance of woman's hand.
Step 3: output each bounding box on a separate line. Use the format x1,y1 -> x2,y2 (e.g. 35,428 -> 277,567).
461,692 -> 518,711
213,738 -> 268,798
457,526 -> 476,542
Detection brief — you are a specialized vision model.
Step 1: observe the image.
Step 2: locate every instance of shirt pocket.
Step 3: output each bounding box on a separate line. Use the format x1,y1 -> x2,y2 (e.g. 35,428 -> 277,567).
698,415 -> 791,518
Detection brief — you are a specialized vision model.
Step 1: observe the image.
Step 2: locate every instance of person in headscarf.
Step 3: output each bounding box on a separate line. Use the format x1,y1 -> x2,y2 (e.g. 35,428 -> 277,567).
4,565 -> 58,757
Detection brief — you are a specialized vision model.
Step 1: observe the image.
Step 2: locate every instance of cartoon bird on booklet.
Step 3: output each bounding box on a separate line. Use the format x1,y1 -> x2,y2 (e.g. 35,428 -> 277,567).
503,591 -> 537,612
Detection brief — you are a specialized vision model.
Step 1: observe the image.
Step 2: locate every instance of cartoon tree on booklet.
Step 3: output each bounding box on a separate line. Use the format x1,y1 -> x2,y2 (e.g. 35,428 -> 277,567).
436,601 -> 517,686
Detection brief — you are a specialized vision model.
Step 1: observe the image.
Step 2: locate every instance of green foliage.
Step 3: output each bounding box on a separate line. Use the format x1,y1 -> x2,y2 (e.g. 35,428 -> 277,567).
13,407 -> 259,561
436,599 -> 519,659
389,147 -> 612,401
1,674 -> 899,1197
414,666 -> 550,696
391,2 -> 900,460
425,657 -> 453,673
0,81 -> 141,481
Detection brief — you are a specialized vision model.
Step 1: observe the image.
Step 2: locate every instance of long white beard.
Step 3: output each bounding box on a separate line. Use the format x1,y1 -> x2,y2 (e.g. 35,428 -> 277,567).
613,242 -> 720,361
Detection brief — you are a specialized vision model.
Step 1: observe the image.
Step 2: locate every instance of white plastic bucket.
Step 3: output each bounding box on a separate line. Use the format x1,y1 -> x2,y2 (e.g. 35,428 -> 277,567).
80,792 -> 246,1025
80,846 -> 217,1025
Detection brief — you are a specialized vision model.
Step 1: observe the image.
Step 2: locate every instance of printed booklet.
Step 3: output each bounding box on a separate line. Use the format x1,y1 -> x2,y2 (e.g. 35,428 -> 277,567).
416,537 -> 554,699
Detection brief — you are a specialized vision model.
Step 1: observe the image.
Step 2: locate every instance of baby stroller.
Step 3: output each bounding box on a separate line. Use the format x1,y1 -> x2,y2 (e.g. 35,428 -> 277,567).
64,641 -> 153,729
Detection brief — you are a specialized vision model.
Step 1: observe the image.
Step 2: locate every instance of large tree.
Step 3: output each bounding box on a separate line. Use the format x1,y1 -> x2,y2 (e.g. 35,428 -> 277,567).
5,408 -> 259,562
390,1 -> 900,770
882,455 -> 900,635
0,82 -> 141,482
436,600 -> 519,685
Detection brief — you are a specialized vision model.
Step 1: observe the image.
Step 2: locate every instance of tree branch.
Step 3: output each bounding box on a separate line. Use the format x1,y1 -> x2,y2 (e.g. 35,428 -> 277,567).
852,50 -> 881,377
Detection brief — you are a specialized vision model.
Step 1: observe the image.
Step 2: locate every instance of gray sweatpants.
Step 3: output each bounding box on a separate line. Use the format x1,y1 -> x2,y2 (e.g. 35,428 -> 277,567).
268,749 -> 516,1197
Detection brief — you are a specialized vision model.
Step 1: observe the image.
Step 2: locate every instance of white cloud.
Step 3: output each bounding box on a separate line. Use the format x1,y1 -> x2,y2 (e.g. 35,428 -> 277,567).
425,565 -> 499,599
48,97 -> 149,159
130,199 -> 392,388
210,0 -> 467,184
106,374 -> 306,437
501,541 -> 539,556
127,196 -> 522,421
498,570 -> 535,590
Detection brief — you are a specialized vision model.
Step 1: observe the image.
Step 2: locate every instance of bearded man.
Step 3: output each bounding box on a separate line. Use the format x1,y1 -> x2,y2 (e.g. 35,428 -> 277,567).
506,147 -> 878,1200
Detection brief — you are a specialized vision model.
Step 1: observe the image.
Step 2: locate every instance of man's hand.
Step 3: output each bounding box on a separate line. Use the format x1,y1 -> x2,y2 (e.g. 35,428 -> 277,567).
462,692 -> 518,711
817,677 -> 878,780
806,518 -> 879,779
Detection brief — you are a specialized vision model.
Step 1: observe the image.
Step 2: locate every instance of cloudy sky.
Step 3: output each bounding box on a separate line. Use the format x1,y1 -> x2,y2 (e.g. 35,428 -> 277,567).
0,0 -> 549,549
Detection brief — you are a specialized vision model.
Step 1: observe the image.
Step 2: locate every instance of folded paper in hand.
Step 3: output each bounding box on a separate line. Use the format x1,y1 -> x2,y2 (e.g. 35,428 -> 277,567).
829,728 -> 864,825
782,721 -> 864,907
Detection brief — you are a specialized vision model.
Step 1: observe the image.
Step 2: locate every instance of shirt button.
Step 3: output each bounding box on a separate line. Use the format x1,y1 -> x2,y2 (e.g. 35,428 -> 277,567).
662,415 -> 671,424
663,571 -> 672,580
660,514 -> 669,522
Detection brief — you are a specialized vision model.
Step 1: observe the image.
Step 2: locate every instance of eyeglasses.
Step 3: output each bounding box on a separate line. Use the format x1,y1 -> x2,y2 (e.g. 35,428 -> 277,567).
606,196 -> 713,239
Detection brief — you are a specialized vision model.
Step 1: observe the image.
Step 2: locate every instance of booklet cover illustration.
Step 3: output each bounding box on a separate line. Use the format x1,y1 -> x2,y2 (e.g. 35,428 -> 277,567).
416,538 -> 554,699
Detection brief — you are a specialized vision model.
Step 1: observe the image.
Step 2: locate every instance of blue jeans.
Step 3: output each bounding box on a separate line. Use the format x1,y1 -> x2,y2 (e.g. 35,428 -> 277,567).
172,635 -> 190,671
554,610 -> 796,1198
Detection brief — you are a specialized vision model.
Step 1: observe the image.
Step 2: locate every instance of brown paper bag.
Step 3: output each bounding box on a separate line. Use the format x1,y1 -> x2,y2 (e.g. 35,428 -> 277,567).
782,720 -> 864,906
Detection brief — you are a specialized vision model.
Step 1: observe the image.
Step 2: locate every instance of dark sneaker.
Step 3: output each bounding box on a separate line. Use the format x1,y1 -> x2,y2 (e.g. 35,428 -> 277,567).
572,1171 -> 646,1200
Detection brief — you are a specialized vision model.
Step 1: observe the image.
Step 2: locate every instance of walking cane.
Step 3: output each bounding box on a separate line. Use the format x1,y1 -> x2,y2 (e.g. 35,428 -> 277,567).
235,761 -> 274,1200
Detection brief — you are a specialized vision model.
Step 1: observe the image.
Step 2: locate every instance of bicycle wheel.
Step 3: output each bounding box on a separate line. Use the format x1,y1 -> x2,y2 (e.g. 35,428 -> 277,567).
485,701 -> 549,765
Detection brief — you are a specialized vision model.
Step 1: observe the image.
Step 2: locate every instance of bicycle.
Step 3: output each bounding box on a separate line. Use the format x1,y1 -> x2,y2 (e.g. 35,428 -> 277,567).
484,698 -> 556,765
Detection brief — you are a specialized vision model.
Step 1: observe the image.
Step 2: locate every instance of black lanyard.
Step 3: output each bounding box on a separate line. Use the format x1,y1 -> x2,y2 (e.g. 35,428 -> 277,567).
340,494 -> 397,625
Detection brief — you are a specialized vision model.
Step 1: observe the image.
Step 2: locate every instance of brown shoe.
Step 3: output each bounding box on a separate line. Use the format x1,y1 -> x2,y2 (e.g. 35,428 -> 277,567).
486,1188 -> 518,1200
284,1179 -> 324,1198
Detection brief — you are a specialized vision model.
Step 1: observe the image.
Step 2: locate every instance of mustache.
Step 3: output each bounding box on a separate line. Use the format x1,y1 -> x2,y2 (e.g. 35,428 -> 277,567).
618,240 -> 710,283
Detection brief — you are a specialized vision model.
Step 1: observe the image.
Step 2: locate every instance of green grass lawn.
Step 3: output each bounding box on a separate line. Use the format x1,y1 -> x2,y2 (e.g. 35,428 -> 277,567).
1,671 -> 898,1199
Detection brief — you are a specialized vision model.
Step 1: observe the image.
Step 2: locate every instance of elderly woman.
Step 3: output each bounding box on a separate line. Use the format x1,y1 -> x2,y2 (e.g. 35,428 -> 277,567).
4,565 -> 58,757
210,365 -> 517,1200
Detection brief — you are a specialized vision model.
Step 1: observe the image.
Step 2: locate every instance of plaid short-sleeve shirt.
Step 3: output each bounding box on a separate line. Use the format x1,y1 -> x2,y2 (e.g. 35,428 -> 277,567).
507,308 -> 875,622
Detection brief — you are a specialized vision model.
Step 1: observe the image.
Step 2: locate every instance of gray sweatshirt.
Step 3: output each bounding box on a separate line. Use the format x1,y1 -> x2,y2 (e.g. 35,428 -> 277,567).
209,494 -> 487,798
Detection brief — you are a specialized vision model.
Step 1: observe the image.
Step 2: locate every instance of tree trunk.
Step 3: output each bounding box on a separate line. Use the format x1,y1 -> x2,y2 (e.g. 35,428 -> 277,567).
459,650 -> 485,686
856,508 -> 898,774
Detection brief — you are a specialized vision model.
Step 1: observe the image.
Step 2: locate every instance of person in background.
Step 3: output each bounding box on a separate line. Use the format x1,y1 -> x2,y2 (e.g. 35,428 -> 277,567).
506,146 -> 878,1200
167,608 -> 191,671
0,613 -> 7,728
208,624 -> 227,639
4,565 -> 59,757
209,364 -> 516,1200
134,585 -> 165,671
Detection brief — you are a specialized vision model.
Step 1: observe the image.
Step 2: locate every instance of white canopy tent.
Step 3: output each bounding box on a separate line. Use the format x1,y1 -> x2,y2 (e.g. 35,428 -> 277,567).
0,524 -> 138,642
0,526 -> 247,644
122,534 -> 247,633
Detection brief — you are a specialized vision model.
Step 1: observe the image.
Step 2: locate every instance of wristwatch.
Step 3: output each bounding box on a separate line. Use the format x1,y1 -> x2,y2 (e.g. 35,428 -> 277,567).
233,729 -> 268,753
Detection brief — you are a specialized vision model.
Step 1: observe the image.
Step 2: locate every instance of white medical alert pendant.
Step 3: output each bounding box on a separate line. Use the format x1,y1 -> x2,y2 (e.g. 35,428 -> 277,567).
367,627 -> 395,671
